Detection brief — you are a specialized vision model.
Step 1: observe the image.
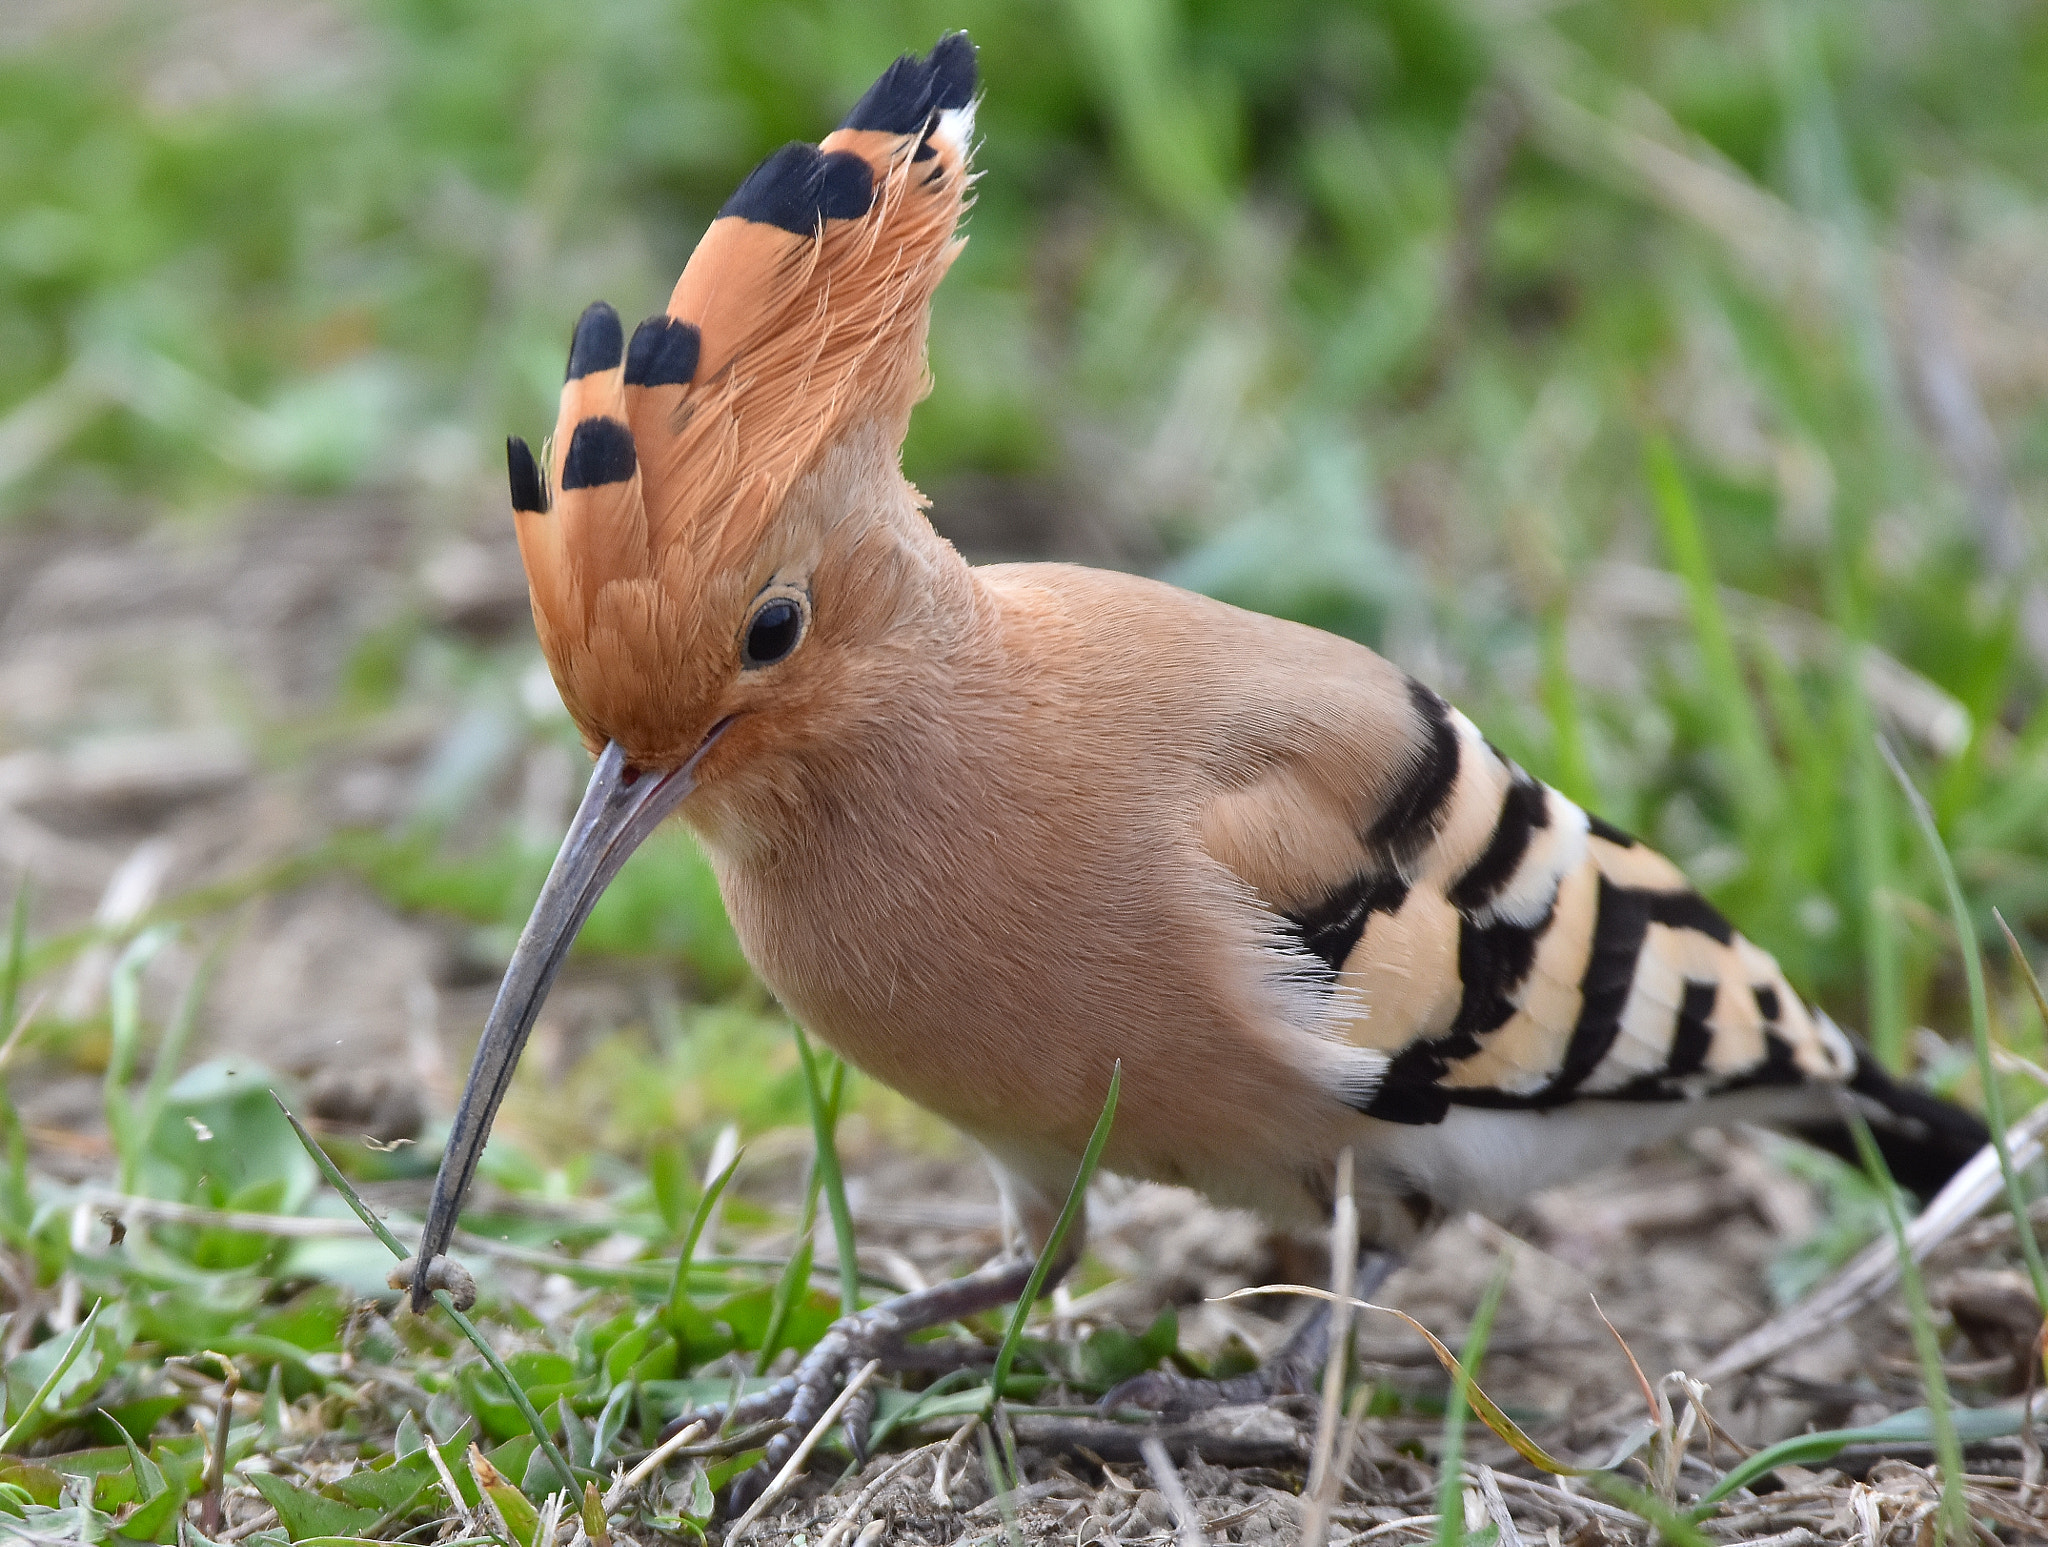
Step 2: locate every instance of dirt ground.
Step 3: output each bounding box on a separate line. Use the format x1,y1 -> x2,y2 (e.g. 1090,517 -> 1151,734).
2,500 -> 2040,1543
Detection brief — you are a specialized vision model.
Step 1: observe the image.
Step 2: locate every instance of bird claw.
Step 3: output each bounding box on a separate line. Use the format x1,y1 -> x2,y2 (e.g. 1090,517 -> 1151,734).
658,1258 -> 1046,1516
657,1310 -> 918,1511
1099,1366 -> 1277,1419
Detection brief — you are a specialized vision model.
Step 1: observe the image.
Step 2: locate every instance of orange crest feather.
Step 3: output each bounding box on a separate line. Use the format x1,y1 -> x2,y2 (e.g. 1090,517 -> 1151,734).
508,34 -> 977,759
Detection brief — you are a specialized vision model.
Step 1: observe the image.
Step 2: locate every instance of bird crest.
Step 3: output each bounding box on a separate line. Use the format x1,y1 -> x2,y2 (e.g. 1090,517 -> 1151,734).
509,34 -> 977,762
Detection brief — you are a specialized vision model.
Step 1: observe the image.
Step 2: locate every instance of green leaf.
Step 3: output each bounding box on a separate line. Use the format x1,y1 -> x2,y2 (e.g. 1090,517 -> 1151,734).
247,1473 -> 382,1542
96,1396 -> 184,1446
482,1436 -> 537,1485
504,1352 -> 574,1393
327,1465 -> 430,1513
588,1382 -> 633,1468
112,1420 -> 166,1502
116,1481 -> 187,1543
1694,1401 -> 2030,1511
794,1028 -> 861,1319
0,1460 -> 61,1507
521,1441 -> 573,1500
2,1300 -> 115,1449
392,1411 -> 424,1460
471,1449 -> 542,1547
647,1141 -> 691,1237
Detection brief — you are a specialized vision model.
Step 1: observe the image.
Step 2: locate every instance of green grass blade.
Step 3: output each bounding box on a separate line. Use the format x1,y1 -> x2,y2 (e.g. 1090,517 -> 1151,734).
272,1092 -> 583,1492
1433,1255 -> 1509,1547
1642,433 -> 1782,835
1538,607 -> 1597,810
1848,670 -> 1905,1072
756,1161 -> 821,1376
663,1146 -> 745,1333
0,1299 -> 105,1450
794,1026 -> 861,1319
105,924 -> 176,1194
1883,740 -> 2048,1304
0,883 -> 34,1244
133,932 -> 228,1174
989,1061 -> 1120,1408
0,881 -> 27,1041
1845,1105 -> 1969,1543
1992,910 -> 2048,1312
1589,1474 -> 1717,1547
1694,1401 -> 2031,1511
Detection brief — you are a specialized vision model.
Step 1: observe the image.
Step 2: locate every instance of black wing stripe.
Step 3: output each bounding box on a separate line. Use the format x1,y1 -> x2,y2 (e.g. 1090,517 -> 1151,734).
1644,889 -> 1735,945
1665,980 -> 1719,1079
1358,910 -> 1549,1126
1284,872 -> 1410,977
1447,773 -> 1549,913
1365,679 -> 1460,859
1586,813 -> 1637,846
1545,876 -> 1653,1101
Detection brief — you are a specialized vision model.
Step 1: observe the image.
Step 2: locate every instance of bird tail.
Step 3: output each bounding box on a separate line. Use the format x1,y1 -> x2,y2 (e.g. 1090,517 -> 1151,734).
1787,1031 -> 1989,1203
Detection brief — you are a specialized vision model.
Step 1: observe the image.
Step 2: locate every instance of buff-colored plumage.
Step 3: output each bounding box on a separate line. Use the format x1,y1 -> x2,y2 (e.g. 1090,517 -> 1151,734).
499,28 -> 1982,1340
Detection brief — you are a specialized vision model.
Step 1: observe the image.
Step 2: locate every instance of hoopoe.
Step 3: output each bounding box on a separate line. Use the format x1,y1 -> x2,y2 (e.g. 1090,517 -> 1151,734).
405,31 -> 1987,1499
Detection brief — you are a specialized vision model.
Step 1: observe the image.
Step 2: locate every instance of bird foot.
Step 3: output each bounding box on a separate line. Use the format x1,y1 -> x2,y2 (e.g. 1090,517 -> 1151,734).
1099,1362 -> 1315,1420
1104,1249 -> 1403,1421
662,1256 -> 1042,1514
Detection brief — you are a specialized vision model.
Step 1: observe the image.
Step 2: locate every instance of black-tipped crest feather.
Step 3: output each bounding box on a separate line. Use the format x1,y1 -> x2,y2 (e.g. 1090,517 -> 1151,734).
720,144 -> 875,234
559,416 -> 636,490
506,436 -> 547,513
840,32 -> 976,134
625,315 -> 701,388
566,301 -> 624,380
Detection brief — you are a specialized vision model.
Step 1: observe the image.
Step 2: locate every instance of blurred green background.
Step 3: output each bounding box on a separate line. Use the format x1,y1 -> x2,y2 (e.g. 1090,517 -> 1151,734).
8,1 -> 2048,1508
9,0 -> 2048,1103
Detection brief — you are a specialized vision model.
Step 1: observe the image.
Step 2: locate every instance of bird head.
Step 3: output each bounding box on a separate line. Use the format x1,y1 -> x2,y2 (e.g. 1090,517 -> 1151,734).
410,35 -> 977,1306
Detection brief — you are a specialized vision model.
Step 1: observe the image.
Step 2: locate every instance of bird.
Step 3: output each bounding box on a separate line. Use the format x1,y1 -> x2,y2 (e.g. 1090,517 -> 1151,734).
402,30 -> 1988,1502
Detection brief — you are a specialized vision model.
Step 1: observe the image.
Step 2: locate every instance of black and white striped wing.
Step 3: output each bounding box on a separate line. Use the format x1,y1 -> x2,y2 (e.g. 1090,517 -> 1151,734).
1276,683 -> 1858,1125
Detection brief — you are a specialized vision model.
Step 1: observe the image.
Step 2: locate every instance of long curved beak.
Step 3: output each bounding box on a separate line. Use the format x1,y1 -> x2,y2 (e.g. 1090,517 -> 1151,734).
410,731 -> 725,1310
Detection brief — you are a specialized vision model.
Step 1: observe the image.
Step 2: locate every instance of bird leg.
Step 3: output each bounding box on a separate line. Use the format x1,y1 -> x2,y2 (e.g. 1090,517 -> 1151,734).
667,1252 -> 1068,1510
1100,1248 -> 1401,1418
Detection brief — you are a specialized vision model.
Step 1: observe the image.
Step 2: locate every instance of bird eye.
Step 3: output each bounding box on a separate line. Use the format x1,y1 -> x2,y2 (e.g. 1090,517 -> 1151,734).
742,595 -> 806,667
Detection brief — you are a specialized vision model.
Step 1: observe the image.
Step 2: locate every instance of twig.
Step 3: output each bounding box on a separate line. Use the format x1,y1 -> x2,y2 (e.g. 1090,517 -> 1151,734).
931,1415 -> 980,1506
1484,1471 -> 1644,1531
607,1421 -> 705,1506
1349,1513 -> 1441,1542
725,1358 -> 883,1543
1141,1436 -> 1209,1547
200,1361 -> 240,1535
1302,1148 -> 1358,1547
1329,1384 -> 1370,1510
819,1444 -> 937,1547
1474,1465 -> 1525,1547
1702,1100 -> 2048,1384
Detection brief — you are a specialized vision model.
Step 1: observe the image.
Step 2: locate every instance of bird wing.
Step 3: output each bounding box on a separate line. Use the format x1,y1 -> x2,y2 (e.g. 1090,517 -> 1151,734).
1198,670 -> 1858,1125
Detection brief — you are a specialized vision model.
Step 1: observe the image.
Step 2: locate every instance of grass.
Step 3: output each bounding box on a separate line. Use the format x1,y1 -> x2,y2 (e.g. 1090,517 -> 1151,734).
5,0 -> 2048,1539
